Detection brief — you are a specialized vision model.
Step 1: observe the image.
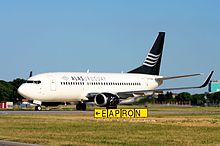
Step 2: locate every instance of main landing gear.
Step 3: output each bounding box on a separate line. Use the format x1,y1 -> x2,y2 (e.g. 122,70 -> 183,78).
76,102 -> 86,111
106,106 -> 117,109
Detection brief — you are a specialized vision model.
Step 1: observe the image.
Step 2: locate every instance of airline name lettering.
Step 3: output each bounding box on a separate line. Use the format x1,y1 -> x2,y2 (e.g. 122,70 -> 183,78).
71,76 -> 106,81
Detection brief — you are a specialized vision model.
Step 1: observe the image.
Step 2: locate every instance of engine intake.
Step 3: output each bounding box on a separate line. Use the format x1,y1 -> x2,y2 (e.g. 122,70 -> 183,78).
94,93 -> 120,107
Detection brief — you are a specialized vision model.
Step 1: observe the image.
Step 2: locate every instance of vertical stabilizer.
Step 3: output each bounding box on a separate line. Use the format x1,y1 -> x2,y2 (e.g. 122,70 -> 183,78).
128,32 -> 165,75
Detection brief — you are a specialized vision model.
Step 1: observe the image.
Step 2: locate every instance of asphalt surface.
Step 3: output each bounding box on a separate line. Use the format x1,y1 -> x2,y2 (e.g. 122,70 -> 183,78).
0,110 -> 93,115
0,140 -> 39,146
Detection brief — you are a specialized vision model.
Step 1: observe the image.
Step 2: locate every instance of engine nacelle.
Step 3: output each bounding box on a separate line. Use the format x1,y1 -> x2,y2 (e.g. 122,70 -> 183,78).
94,93 -> 120,107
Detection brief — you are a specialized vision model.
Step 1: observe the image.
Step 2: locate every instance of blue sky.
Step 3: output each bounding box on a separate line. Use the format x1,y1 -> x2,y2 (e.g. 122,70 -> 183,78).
0,0 -> 219,93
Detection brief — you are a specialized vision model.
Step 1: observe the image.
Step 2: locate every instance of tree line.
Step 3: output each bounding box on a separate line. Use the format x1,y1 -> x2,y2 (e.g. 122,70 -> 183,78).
0,78 -> 25,103
138,91 -> 220,106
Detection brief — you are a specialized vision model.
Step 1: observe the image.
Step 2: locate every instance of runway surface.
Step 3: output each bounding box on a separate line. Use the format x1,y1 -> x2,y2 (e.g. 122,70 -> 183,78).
0,140 -> 39,146
0,110 -> 93,115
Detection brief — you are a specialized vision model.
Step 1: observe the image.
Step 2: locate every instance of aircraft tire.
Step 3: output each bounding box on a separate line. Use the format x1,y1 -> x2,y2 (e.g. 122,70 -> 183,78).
35,106 -> 42,111
76,103 -> 86,111
81,103 -> 86,111
76,103 -> 81,110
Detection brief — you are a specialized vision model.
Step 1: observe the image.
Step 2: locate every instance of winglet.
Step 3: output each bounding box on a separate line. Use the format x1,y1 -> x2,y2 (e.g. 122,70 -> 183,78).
199,71 -> 214,88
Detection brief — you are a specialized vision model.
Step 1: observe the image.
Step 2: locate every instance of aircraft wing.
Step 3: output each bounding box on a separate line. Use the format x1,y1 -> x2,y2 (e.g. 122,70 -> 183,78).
85,71 -> 213,101
118,71 -> 213,95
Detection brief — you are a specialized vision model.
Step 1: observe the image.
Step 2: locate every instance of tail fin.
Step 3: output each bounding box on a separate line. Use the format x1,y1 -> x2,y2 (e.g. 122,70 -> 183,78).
128,32 -> 165,75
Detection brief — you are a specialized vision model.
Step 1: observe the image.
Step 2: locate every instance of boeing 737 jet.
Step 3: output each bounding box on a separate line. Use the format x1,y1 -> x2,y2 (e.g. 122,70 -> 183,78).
18,32 -> 213,110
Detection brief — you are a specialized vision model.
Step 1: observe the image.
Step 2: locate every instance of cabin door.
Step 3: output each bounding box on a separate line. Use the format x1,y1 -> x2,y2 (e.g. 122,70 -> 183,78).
50,80 -> 56,91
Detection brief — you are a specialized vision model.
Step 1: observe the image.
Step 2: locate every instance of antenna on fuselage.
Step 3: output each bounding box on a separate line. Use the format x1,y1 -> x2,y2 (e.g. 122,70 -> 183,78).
29,71 -> 33,78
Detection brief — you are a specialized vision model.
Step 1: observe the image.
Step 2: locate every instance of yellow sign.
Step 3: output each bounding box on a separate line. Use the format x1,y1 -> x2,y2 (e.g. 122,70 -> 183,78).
108,109 -> 121,118
94,109 -> 107,118
94,108 -> 148,118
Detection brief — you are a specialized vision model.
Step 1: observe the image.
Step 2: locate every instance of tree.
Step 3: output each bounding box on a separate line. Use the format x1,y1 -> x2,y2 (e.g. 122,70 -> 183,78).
165,92 -> 174,102
176,92 -> 191,102
209,92 -> 220,105
0,78 -> 25,103
191,94 -> 205,106
9,78 -> 26,89
0,80 -> 14,101
157,94 -> 166,103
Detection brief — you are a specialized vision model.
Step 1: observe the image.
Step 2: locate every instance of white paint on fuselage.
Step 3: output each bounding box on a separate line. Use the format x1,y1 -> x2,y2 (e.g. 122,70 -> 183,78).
18,72 -> 162,102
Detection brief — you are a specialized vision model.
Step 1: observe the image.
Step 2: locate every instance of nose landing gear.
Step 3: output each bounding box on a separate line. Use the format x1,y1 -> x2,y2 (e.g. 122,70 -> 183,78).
35,105 -> 42,111
33,100 -> 42,111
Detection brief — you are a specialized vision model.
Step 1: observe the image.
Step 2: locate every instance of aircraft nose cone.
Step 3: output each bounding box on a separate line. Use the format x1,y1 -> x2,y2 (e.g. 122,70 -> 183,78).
18,84 -> 29,98
18,85 -> 25,97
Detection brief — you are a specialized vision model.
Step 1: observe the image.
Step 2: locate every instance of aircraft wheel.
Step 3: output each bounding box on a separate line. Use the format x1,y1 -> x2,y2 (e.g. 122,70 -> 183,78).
35,106 -> 42,111
81,103 -> 86,111
76,103 -> 81,110
76,102 -> 86,111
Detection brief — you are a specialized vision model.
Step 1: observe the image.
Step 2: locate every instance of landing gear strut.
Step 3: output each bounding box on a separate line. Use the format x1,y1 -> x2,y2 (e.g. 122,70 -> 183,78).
76,102 -> 86,111
35,105 -> 42,111
106,106 -> 117,109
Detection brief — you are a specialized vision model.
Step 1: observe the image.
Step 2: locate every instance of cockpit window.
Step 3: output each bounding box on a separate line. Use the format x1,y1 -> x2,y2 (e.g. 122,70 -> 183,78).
26,80 -> 41,84
34,81 -> 41,84
26,80 -> 34,83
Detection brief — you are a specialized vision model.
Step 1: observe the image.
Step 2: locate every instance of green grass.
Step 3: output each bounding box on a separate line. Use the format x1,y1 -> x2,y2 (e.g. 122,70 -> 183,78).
0,106 -> 220,146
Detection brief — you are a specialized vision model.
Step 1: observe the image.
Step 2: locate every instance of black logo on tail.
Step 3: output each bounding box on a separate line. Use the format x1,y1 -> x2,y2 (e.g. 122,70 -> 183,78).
143,52 -> 161,67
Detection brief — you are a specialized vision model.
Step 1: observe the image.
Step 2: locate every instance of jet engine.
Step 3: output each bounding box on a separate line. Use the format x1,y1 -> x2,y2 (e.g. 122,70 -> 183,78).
94,93 -> 120,107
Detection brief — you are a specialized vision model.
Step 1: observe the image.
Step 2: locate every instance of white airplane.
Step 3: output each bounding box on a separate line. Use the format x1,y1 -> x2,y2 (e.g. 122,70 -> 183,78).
18,32 -> 213,110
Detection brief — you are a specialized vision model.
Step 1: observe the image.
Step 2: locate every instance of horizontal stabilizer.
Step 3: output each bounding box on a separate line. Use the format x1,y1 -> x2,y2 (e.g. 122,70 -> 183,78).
157,73 -> 202,81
